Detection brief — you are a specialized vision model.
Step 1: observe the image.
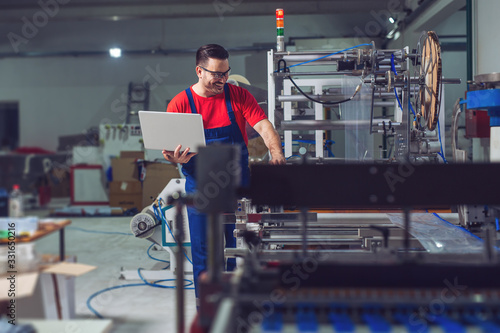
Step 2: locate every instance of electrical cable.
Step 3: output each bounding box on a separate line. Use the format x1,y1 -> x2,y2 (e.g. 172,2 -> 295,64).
283,43 -> 372,70
437,119 -> 448,163
287,75 -> 361,105
86,277 -> 194,319
86,243 -> 193,318
146,243 -> 169,264
155,199 -> 194,265
137,268 -> 193,289
147,243 -> 170,270
391,54 -> 417,119
286,155 -> 301,160
276,45 -> 369,105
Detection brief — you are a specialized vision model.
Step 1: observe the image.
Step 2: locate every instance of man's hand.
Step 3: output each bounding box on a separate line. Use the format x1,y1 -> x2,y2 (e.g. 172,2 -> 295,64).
253,119 -> 286,165
269,153 -> 286,165
162,145 -> 196,164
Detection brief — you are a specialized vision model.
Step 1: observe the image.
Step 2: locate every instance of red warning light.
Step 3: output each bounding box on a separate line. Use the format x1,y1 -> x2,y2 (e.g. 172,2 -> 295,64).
276,8 -> 284,19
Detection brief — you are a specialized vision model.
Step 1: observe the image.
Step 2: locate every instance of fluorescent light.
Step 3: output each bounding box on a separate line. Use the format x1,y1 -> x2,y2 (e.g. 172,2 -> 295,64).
389,17 -> 395,24
109,48 -> 122,58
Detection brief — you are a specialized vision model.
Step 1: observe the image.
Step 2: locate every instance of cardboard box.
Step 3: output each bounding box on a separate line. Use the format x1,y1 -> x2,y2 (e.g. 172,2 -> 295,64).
111,158 -> 139,181
109,193 -> 143,210
109,180 -> 142,210
142,162 -> 179,207
120,150 -> 145,159
109,181 -> 142,194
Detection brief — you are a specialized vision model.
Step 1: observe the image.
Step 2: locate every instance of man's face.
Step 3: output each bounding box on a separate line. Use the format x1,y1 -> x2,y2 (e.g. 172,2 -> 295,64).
196,58 -> 230,96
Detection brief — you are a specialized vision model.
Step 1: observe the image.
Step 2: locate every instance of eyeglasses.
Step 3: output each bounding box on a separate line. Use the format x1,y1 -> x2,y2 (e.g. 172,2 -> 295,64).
198,66 -> 231,79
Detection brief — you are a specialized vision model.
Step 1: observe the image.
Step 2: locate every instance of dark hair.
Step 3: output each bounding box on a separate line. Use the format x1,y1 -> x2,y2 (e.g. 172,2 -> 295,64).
196,44 -> 229,66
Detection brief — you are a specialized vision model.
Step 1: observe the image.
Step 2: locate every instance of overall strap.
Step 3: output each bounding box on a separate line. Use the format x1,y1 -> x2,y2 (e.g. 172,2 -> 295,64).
224,84 -> 247,145
224,84 -> 235,120
185,88 -> 198,114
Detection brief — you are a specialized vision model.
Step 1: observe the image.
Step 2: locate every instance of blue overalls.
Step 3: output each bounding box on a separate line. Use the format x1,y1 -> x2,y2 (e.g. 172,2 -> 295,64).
183,83 -> 250,298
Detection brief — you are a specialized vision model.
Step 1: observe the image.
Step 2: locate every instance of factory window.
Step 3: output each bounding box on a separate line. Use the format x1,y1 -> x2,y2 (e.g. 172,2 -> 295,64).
0,102 -> 19,152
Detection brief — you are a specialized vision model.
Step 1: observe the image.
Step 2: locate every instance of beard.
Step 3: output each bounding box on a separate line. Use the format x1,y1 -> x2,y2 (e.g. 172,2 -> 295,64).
207,80 -> 225,95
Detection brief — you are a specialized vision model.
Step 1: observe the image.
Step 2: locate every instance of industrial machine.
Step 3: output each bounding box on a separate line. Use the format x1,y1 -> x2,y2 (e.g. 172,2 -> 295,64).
185,26 -> 500,333
452,73 -> 500,230
124,178 -> 193,281
267,30 -> 460,163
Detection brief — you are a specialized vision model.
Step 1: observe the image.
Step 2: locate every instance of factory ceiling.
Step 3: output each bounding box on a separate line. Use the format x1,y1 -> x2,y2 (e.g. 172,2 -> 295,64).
0,0 -> 407,22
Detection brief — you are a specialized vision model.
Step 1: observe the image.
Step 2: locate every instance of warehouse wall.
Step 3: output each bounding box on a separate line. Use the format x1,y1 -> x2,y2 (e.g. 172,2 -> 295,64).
0,12 -> 377,151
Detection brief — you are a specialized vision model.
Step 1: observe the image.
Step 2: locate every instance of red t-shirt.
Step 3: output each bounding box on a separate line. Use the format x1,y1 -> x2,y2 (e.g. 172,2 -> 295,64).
166,83 -> 266,145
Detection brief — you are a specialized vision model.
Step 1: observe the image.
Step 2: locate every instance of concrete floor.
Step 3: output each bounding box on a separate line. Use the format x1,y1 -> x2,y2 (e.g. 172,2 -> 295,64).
26,198 -> 197,332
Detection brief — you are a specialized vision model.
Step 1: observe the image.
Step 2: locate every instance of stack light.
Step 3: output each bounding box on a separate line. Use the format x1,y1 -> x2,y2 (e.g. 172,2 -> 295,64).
276,8 -> 284,52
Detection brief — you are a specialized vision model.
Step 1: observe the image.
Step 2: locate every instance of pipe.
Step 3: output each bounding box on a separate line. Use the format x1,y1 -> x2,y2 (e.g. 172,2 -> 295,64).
466,0 -> 473,81
278,94 -> 350,102
0,45 -> 271,59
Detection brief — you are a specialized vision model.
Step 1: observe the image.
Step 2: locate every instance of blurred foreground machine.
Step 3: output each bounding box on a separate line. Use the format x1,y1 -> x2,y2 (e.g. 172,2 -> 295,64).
198,163 -> 500,333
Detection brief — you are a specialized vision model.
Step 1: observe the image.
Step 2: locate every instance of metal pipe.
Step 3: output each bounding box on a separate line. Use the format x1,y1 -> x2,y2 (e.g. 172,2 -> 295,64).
276,50 -> 360,56
301,207 -> 308,258
174,201 -> 185,333
374,101 -> 397,107
373,93 -> 397,99
275,71 -> 354,77
367,76 -> 461,85
442,78 -> 462,84
281,119 -> 398,131
261,238 -> 362,245
281,120 -> 372,130
278,94 -> 350,102
467,0 -> 473,81
281,54 -> 344,62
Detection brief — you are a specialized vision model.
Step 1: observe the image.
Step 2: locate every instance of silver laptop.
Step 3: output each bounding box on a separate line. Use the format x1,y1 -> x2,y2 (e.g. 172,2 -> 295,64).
138,111 -> 206,152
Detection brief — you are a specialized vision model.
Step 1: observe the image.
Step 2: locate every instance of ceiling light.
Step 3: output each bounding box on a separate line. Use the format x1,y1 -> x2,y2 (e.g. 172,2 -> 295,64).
389,17 -> 395,24
109,48 -> 121,58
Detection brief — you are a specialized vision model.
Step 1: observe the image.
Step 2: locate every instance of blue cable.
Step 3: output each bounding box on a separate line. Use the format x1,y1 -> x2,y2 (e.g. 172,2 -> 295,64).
87,277 -> 195,318
154,201 -> 194,265
137,268 -> 193,289
437,119 -> 448,163
147,243 -> 170,270
391,53 -> 416,119
87,283 -> 148,318
147,243 -> 170,264
276,43 -> 372,72
68,226 -> 133,236
286,155 -> 301,160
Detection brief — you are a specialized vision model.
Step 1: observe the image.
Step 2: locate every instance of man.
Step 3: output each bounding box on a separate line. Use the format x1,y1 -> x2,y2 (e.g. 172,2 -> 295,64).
163,44 -> 285,300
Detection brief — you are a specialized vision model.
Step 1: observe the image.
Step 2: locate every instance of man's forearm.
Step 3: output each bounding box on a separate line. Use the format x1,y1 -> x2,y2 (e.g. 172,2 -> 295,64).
254,119 -> 284,160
